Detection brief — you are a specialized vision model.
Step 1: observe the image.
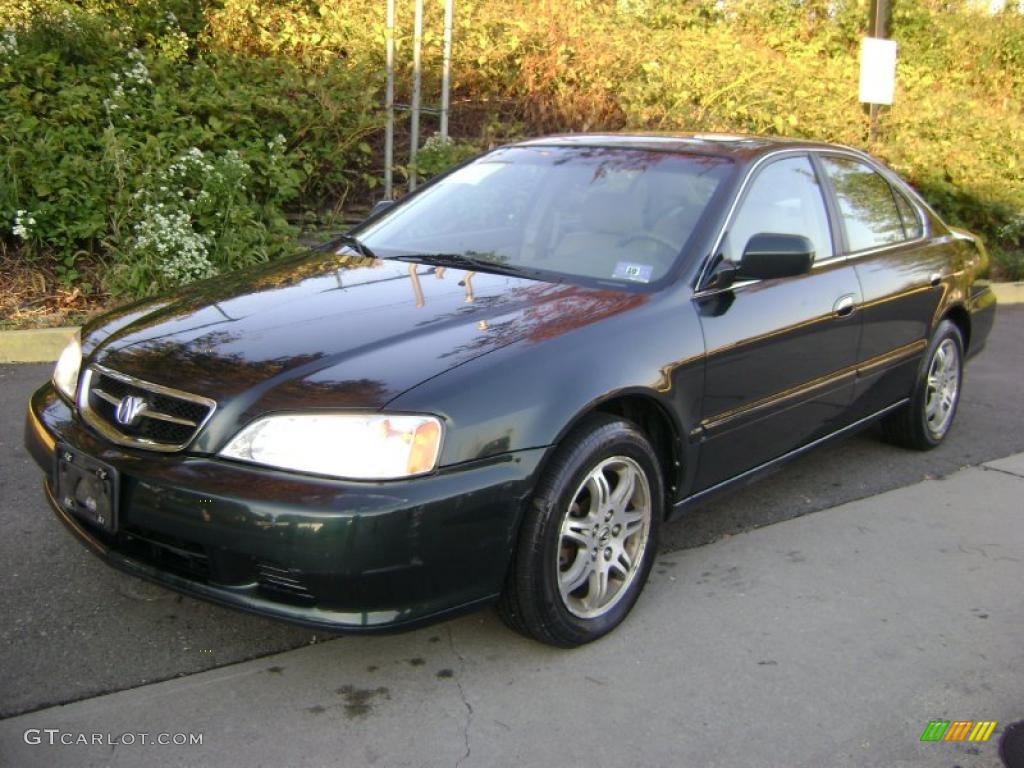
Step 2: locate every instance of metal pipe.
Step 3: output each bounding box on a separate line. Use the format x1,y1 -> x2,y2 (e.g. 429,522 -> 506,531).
384,0 -> 396,199
440,0 -> 454,140
409,0 -> 424,191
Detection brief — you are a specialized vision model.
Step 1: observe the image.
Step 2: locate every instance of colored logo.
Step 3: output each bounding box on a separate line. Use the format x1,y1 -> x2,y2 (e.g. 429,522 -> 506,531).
921,720 -> 997,742
115,395 -> 148,426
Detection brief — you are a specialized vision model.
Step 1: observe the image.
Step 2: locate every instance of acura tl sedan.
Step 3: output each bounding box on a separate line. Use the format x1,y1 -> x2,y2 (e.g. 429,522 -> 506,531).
25,134 -> 997,646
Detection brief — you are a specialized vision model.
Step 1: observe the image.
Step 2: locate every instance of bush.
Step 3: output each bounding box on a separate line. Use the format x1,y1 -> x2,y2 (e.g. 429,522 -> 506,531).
1,0 -> 1023,315
0,1 -> 380,302
413,133 -> 480,178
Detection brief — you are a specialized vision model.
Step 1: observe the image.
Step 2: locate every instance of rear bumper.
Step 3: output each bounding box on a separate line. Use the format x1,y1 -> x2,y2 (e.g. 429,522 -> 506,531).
967,282 -> 997,359
25,383 -> 544,632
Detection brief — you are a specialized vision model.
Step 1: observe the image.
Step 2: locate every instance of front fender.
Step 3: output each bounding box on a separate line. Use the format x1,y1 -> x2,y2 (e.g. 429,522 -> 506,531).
387,288 -> 706,480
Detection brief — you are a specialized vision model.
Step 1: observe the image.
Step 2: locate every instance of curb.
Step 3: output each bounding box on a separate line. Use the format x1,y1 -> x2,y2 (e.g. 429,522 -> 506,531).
991,281 -> 1024,305
0,326 -> 78,364
1,282 -> 1021,364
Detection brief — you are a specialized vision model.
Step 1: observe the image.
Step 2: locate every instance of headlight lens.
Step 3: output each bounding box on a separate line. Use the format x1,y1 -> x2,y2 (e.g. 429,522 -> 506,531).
52,333 -> 82,402
219,413 -> 443,480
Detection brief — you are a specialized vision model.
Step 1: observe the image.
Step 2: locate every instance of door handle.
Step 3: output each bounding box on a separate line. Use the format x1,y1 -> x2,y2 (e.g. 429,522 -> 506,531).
833,294 -> 857,318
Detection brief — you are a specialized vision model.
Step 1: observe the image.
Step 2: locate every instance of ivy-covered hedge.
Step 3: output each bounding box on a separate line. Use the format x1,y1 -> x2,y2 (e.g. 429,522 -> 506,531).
1,0 -> 1022,316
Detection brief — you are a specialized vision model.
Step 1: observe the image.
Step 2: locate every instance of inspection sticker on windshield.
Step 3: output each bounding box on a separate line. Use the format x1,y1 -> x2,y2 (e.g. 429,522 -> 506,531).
612,261 -> 653,283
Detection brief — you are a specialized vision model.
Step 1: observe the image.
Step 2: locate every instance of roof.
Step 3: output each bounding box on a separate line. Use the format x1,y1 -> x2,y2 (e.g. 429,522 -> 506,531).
513,132 -> 840,161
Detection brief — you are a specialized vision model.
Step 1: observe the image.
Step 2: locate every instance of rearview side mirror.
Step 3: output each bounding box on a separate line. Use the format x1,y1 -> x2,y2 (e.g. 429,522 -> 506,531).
737,233 -> 814,281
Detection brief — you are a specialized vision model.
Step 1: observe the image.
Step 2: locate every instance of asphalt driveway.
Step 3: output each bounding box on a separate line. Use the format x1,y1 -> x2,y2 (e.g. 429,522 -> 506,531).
1,306 -> 1022,718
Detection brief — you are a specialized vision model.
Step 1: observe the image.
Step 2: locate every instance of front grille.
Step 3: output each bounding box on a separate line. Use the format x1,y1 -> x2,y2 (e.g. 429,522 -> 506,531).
79,364 -> 216,452
120,525 -> 212,581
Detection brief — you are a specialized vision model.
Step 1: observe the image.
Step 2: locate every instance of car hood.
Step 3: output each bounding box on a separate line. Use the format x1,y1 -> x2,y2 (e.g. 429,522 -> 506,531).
84,252 -> 647,429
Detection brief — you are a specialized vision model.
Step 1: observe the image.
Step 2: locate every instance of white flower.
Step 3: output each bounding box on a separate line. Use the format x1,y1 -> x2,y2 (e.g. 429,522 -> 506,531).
422,132 -> 453,152
0,29 -> 17,57
127,147 -> 259,286
12,209 -> 36,240
105,52 -> 151,120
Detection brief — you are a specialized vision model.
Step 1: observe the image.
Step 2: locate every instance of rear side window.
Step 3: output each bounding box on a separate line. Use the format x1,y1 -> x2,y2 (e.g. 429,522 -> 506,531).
820,156 -> 906,252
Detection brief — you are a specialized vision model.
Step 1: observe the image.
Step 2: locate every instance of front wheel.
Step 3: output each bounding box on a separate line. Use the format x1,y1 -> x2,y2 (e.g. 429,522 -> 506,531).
498,414 -> 663,647
882,319 -> 964,450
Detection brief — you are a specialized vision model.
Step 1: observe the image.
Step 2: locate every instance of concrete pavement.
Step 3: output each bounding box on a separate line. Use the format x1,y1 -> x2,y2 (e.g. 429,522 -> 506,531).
2,453 -> 1021,768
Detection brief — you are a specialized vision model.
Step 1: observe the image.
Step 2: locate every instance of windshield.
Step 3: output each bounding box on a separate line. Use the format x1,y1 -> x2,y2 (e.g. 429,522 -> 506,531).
355,145 -> 733,286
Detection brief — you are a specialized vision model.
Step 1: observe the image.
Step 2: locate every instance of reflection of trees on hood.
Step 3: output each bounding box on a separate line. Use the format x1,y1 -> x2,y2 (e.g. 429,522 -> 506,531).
439,282 -> 648,360
105,335 -> 324,396
104,334 -> 392,413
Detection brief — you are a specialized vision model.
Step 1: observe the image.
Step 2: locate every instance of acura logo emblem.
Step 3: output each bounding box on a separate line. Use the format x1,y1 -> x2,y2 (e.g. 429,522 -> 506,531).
115,395 -> 148,426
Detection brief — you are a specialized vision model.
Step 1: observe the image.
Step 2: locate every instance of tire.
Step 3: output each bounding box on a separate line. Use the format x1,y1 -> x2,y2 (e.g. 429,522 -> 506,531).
881,319 -> 964,450
498,413 -> 663,647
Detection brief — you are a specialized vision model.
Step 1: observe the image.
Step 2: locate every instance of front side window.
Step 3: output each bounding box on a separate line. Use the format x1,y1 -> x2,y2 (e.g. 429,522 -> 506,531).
820,155 -> 907,251
724,155 -> 833,263
357,146 -> 734,286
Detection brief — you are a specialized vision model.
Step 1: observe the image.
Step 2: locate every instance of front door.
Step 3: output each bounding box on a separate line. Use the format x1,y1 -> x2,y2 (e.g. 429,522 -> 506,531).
694,153 -> 863,490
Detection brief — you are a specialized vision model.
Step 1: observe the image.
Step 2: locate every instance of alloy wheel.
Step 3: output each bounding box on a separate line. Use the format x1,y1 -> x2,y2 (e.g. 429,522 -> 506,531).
557,456 -> 652,619
924,338 -> 960,438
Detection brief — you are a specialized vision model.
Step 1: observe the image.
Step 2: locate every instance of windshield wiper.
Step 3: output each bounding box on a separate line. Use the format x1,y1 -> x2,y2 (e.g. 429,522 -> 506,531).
323,232 -> 377,260
389,252 -> 554,281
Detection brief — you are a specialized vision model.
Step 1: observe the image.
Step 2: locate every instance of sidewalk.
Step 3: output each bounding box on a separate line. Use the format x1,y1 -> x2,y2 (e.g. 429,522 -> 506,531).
2,455 -> 1022,768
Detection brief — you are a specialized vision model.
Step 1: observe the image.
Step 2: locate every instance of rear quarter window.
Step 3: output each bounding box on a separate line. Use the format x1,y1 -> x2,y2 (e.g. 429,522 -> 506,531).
892,188 -> 923,240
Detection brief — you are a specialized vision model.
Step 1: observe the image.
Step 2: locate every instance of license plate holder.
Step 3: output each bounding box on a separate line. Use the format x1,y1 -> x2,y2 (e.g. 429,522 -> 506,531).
54,444 -> 119,534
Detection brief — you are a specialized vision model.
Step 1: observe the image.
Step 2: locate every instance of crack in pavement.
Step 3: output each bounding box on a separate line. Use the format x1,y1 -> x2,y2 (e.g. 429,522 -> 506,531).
446,624 -> 474,768
981,464 -> 1024,480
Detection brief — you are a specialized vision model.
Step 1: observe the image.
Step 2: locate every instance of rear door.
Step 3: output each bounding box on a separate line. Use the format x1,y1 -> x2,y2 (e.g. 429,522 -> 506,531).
693,153 -> 863,490
816,153 -> 951,418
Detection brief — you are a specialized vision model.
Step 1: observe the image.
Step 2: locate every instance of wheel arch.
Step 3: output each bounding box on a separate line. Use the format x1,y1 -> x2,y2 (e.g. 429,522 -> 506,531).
546,389 -> 686,517
941,303 -> 971,354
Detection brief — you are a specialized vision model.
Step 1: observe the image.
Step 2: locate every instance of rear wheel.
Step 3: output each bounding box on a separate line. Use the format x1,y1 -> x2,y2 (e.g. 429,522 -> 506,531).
882,319 -> 964,450
498,414 -> 663,647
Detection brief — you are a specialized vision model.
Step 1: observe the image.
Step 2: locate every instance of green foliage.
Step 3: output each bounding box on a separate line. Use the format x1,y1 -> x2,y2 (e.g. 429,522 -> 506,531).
413,133 -> 480,178
0,1 -> 380,299
993,214 -> 1024,280
2,0 -> 1023,308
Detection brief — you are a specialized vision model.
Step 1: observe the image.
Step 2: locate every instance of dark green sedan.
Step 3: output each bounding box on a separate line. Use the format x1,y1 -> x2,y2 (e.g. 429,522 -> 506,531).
26,134 -> 996,646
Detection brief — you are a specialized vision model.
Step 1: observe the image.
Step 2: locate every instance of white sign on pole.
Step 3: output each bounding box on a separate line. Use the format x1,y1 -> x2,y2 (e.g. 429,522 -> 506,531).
859,37 -> 898,105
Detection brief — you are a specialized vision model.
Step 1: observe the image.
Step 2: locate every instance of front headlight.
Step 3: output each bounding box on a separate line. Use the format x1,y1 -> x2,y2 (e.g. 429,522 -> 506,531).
52,332 -> 82,402
219,413 -> 443,480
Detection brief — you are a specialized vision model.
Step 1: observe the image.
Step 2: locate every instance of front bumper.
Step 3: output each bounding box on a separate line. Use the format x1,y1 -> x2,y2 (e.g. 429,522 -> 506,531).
25,384 -> 544,632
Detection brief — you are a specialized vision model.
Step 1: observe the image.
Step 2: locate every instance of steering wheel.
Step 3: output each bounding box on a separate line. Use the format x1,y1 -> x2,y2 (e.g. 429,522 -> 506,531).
651,203 -> 693,229
618,231 -> 680,253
